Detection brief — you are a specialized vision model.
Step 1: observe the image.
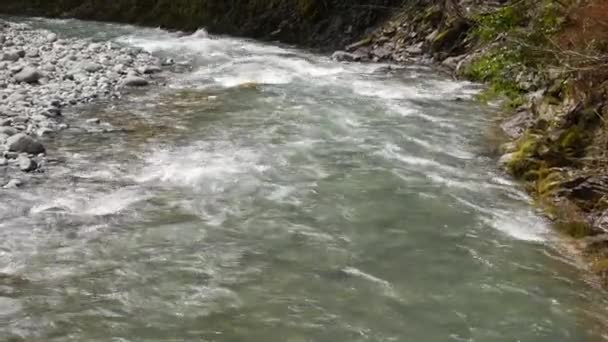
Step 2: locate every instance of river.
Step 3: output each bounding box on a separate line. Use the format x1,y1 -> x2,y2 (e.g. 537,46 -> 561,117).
1,17 -> 608,341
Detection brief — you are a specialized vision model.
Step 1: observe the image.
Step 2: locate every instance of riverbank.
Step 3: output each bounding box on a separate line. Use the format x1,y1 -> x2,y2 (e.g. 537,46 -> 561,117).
329,0 -> 608,285
0,19 -> 164,187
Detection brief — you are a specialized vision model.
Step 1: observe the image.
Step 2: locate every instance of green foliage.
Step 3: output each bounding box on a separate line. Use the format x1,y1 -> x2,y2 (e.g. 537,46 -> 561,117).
465,47 -> 526,106
472,4 -> 527,43
507,134 -> 541,178
556,220 -> 593,238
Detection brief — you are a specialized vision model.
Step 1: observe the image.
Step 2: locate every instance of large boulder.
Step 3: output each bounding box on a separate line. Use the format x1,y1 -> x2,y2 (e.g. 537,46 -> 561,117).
14,67 -> 42,83
6,133 -> 45,154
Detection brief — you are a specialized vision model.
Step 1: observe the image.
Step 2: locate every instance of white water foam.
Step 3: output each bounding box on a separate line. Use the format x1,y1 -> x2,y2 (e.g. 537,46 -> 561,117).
30,187 -> 150,216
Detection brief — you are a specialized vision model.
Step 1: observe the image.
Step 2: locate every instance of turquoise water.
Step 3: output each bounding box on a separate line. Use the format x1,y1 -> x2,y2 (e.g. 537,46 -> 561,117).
1,18 -> 607,341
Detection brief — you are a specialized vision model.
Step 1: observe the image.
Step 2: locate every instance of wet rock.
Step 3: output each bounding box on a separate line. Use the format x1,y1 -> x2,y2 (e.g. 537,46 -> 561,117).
139,66 -> 162,74
17,156 -> 37,172
0,127 -> 18,136
14,67 -> 42,84
162,58 -> 175,66
25,49 -> 39,58
331,51 -> 360,62
3,179 -> 22,188
441,55 -> 466,70
560,176 -> 608,204
6,133 -> 45,154
0,51 -> 20,62
81,62 -> 102,73
37,128 -> 55,137
122,76 -> 149,87
405,42 -> 424,56
371,46 -> 392,60
501,110 -> 534,139
46,33 -> 58,42
42,107 -> 62,118
3,151 -> 18,159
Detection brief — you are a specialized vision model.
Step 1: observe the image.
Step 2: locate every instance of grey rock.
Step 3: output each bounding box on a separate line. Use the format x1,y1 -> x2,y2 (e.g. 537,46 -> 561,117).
46,33 -> 58,42
162,58 -> 175,66
8,64 -> 23,74
0,158 -> 6,166
0,52 -> 19,62
42,107 -> 62,117
501,110 -> 534,139
405,42 -> 424,56
37,128 -> 55,136
3,151 -> 18,159
6,133 -> 45,154
371,46 -> 392,60
3,179 -> 22,188
139,66 -> 162,74
14,67 -> 42,84
25,49 -> 39,58
0,127 -> 18,136
17,156 -> 37,172
331,51 -> 360,62
86,118 -> 101,124
81,62 -> 102,73
122,76 -> 149,87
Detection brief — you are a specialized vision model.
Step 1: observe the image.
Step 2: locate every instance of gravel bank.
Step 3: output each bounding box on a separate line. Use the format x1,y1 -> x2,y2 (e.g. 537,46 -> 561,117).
0,19 -> 166,187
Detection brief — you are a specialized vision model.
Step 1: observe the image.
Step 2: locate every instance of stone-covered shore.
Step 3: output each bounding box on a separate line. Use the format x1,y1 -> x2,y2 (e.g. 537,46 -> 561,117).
0,19 -> 164,187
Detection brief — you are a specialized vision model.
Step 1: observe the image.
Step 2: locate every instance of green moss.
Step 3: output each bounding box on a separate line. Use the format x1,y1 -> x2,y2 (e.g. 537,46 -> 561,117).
507,135 -> 542,178
556,220 -> 593,239
472,3 -> 527,43
592,258 -> 608,274
464,48 -> 526,102
297,0 -> 319,18
536,167 -> 564,195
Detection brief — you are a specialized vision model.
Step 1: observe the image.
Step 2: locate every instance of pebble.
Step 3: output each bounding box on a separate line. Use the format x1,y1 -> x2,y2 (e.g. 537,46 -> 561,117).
3,179 -> 23,188
0,20 -> 163,184
122,76 -> 149,87
6,133 -> 45,154
17,155 -> 37,172
14,67 -> 42,83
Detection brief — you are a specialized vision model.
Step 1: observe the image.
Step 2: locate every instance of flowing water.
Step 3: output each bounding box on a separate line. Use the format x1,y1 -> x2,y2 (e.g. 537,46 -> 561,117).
1,18 -> 608,341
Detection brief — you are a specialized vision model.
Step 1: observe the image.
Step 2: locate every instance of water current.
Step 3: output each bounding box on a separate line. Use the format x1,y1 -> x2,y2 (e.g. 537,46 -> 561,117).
1,17 -> 608,341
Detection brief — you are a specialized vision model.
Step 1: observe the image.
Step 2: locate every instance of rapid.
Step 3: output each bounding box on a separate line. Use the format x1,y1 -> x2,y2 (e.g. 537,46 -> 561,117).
1,17 -> 608,341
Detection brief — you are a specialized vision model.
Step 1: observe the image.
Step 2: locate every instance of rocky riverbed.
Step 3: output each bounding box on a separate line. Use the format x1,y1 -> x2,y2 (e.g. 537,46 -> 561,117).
0,19 -> 165,187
